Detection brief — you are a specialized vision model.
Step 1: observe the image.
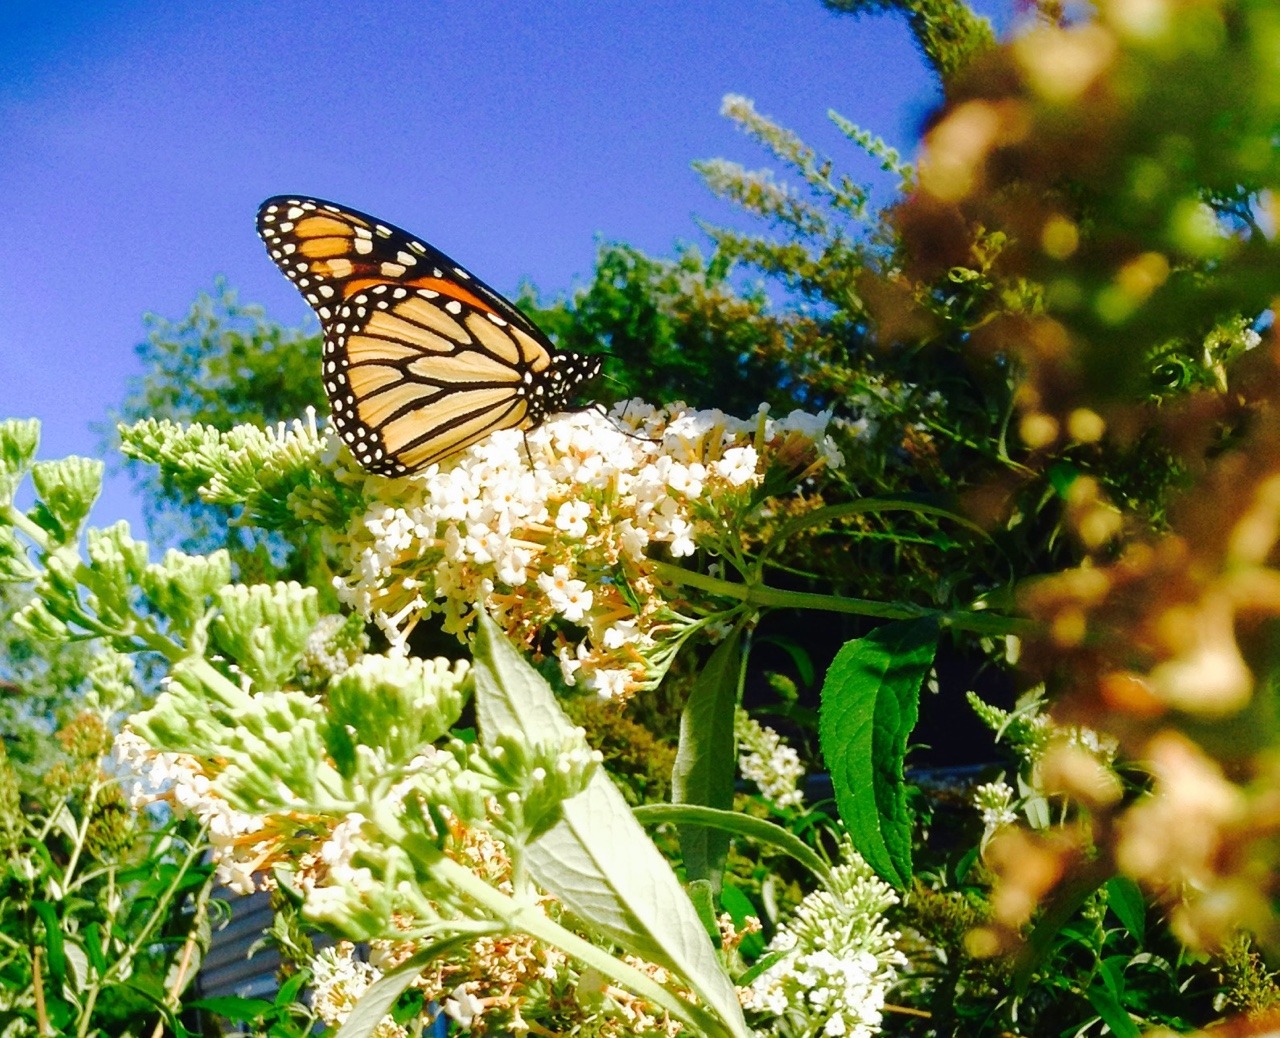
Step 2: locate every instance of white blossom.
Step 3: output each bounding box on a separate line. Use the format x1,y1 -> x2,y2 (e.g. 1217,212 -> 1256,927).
973,779 -> 1019,840
736,710 -> 806,809
310,942 -> 406,1038
744,837 -> 905,1038
334,402 -> 841,694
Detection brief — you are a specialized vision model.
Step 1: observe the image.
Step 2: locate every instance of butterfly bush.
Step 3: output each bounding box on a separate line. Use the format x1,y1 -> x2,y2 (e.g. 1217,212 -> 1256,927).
736,708 -> 806,810
744,837 -> 906,1038
338,400 -> 842,697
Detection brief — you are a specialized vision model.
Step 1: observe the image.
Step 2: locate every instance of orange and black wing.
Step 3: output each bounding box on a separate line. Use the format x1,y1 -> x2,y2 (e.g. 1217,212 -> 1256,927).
256,195 -> 600,475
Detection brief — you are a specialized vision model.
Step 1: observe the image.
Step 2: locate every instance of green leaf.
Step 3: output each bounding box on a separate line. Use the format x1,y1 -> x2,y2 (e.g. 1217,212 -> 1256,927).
472,611 -> 749,1038
1085,985 -> 1141,1038
63,941 -> 88,993
758,633 -> 815,688
736,948 -> 789,988
718,883 -> 765,958
335,942 -> 467,1038
275,969 -> 310,1008
688,879 -> 720,943
671,627 -> 743,891
81,922 -> 107,976
1014,862 -> 1111,993
189,996 -> 276,1023
32,901 -> 65,983
1105,876 -> 1146,944
632,803 -> 833,888
818,617 -> 936,888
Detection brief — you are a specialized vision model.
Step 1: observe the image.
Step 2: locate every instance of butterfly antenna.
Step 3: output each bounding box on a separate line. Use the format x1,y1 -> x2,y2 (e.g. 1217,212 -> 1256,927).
591,399 -> 661,447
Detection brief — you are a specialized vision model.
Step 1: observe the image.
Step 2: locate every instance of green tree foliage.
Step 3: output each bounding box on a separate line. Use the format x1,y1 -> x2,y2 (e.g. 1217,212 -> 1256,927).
821,0 -> 996,79
110,281 -> 324,577
0,582 -> 105,778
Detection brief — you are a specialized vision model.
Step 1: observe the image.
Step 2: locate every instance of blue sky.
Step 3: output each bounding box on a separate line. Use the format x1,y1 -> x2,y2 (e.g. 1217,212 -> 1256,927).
0,0 -> 1004,543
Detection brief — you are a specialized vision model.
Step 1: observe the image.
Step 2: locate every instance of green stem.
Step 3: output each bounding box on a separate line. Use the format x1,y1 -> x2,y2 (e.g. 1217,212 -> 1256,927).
759,497 -> 994,569
94,825 -> 210,995
655,561 -> 1034,637
3,503 -> 51,550
61,778 -> 104,893
150,858 -> 219,1037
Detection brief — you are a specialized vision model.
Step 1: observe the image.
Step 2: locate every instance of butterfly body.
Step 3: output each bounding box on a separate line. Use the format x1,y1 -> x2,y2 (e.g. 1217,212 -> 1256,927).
256,196 -> 601,475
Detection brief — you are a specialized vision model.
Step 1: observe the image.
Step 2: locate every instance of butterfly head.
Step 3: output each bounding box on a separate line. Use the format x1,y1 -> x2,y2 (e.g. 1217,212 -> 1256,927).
534,351 -> 602,417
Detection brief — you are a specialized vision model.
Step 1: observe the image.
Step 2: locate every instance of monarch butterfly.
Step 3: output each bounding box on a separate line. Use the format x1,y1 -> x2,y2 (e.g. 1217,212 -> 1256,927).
256,196 -> 602,476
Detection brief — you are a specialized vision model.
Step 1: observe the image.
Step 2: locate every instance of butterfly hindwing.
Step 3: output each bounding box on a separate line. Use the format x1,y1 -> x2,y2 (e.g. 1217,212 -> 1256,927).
256,196 -> 601,475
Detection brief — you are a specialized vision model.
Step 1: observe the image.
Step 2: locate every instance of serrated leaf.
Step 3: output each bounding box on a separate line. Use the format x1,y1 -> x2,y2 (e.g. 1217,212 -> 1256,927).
671,627 -> 742,890
472,611 -> 748,1038
818,618 -> 936,888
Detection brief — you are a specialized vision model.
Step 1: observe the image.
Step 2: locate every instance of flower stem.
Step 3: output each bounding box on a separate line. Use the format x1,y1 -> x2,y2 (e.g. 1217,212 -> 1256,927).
654,561 -> 1033,637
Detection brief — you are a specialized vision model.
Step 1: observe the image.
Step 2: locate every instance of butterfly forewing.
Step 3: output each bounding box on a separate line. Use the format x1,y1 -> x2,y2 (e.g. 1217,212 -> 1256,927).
255,195 -> 600,475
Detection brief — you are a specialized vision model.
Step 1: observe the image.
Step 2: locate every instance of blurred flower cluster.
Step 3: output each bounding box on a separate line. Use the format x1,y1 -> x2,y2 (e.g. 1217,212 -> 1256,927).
337,401 -> 842,697
888,0 -> 1280,968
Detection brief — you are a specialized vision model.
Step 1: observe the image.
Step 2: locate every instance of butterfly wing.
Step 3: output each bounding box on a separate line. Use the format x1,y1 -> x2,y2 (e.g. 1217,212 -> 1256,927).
256,195 -> 587,475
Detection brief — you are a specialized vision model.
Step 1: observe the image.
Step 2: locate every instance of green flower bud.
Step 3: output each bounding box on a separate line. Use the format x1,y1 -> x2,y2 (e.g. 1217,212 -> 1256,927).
326,655 -> 472,767
85,523 -> 148,629
30,457 -> 103,543
300,858 -> 398,941
12,596 -> 69,642
0,418 -> 39,508
131,662 -> 228,757
86,649 -> 138,714
36,546 -> 89,629
0,527 -> 35,582
134,657 -> 329,808
475,732 -> 601,840
416,753 -> 487,825
142,548 -> 232,637
212,582 -> 319,689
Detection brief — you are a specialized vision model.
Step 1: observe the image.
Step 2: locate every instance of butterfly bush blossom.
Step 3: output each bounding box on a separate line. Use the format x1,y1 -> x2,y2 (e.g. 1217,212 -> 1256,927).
744,837 -> 906,1038
736,708 -> 806,809
338,401 -> 843,697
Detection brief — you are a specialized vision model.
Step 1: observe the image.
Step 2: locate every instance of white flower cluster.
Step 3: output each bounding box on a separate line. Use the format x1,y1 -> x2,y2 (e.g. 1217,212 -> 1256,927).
972,779 -> 1019,841
745,838 -> 905,1038
736,709 -> 806,809
310,942 -> 406,1038
337,401 -> 842,697
112,730 -> 266,895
